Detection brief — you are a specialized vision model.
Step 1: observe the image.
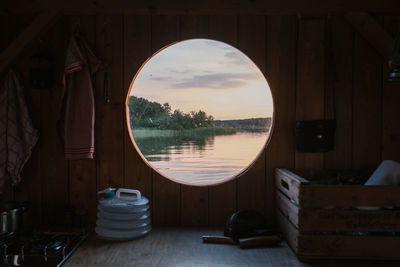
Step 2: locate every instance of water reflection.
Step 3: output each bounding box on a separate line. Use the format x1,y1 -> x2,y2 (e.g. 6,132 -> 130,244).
133,132 -> 216,161
133,131 -> 268,185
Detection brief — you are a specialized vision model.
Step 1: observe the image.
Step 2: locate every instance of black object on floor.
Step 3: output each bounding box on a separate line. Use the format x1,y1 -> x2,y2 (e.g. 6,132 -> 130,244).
224,210 -> 275,242
203,210 -> 281,249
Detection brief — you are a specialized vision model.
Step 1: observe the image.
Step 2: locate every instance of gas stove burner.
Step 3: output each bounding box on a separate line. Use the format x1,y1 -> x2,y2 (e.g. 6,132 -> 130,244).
46,236 -> 66,252
30,234 -> 68,255
0,231 -> 86,266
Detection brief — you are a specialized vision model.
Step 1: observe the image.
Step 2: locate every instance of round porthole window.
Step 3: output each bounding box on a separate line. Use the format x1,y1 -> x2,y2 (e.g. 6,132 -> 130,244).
126,39 -> 274,186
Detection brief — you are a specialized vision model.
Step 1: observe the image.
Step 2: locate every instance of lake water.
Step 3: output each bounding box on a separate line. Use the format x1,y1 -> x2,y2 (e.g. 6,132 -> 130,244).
134,131 -> 269,185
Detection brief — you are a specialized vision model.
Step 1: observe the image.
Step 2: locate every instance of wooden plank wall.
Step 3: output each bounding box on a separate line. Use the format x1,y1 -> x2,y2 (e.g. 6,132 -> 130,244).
0,13 -> 399,228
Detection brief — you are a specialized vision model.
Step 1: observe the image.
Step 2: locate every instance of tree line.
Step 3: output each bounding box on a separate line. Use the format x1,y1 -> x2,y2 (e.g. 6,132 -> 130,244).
128,96 -> 215,130
214,117 -> 271,132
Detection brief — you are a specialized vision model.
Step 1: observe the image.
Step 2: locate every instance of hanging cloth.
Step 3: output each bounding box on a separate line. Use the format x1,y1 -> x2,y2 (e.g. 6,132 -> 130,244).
58,33 -> 105,160
0,69 -> 38,191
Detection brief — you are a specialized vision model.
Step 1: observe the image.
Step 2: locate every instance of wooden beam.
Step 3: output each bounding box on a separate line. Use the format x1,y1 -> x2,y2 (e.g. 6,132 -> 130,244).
345,12 -> 394,59
0,11 -> 59,75
2,0 -> 400,15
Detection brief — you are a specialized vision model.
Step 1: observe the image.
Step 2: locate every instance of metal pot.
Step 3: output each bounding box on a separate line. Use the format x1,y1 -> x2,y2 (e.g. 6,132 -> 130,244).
0,201 -> 30,236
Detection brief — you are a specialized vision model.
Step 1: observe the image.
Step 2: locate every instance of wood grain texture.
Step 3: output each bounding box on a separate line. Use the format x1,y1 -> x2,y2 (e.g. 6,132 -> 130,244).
277,210 -> 299,254
345,12 -> 394,59
301,185 -> 400,208
382,16 -> 400,162
6,0 -> 400,15
153,172 -> 181,226
95,15 -> 125,190
275,168 -> 309,205
69,159 -> 97,227
0,12 -> 59,75
298,234 -> 400,260
295,18 -> 325,169
382,83 -> 400,162
276,168 -> 400,207
68,227 -> 400,266
151,15 -> 181,226
352,32 -> 382,171
324,17 -> 354,169
67,15 -> 98,229
277,167 -> 400,260
280,207 -> 400,261
265,15 -> 297,224
208,15 -> 237,226
180,186 -> 209,226
12,14 -> 43,226
276,190 -> 299,227
179,15 -> 209,40
179,15 -> 210,226
0,14 -> 16,202
14,91 -> 42,227
236,15 -> 266,214
300,209 -> 400,232
123,15 -> 153,200
39,16 -> 69,227
64,228 -> 307,267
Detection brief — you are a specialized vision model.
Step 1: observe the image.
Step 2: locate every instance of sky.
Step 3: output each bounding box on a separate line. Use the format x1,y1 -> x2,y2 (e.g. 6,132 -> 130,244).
129,39 -> 273,120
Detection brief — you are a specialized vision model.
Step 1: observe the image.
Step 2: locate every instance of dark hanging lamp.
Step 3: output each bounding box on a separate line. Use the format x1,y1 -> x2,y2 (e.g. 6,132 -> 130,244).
387,27 -> 400,82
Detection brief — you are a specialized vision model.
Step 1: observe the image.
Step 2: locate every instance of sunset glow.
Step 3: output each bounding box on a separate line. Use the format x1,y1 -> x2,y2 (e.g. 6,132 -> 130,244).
127,39 -> 274,186
129,39 -> 273,120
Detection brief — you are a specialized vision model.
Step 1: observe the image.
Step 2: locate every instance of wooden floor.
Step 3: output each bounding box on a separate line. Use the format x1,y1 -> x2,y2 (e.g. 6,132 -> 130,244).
65,228 -> 400,267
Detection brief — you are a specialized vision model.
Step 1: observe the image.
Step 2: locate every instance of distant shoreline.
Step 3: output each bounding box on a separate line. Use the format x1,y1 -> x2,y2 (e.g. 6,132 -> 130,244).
214,117 -> 271,132
132,127 -> 237,139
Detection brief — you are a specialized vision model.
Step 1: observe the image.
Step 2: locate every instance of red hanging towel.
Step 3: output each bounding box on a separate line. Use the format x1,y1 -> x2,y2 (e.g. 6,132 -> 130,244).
0,69 -> 38,191
58,34 -> 105,160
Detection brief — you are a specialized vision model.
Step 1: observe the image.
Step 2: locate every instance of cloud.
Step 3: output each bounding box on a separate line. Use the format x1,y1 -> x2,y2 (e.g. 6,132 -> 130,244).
203,40 -> 236,51
148,68 -> 214,82
223,51 -> 261,72
224,51 -> 249,65
168,68 -> 194,75
149,75 -> 171,81
171,72 -> 259,90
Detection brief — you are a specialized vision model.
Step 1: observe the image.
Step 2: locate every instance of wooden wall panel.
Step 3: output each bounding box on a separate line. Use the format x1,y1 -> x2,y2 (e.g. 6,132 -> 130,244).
352,33 -> 382,170
39,16 -> 69,227
1,13 -> 398,228
0,15 -> 10,53
1,15 -> 17,202
13,15 -> 43,226
324,17 -> 354,169
2,15 -> 36,203
14,80 -> 42,227
382,16 -> 400,162
179,15 -> 210,226
295,18 -> 326,169
95,15 -> 125,190
236,15 -> 266,214
151,15 -> 181,226
123,15 -> 153,204
265,15 -> 297,224
208,15 -> 238,226
382,82 -> 400,162
69,15 -> 98,227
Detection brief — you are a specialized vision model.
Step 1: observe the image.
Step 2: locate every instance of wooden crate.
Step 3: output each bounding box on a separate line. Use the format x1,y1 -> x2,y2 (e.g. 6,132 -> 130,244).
275,168 -> 400,260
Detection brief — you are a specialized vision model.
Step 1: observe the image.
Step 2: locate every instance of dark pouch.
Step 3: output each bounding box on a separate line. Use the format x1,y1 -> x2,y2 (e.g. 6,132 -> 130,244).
295,119 -> 336,153
224,210 -> 269,242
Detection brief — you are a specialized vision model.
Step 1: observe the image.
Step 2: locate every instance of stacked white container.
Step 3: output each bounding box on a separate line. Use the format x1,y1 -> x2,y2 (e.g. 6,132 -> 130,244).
95,188 -> 151,240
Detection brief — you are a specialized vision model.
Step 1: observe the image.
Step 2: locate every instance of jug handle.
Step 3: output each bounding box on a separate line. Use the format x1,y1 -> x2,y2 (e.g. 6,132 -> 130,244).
116,188 -> 141,201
